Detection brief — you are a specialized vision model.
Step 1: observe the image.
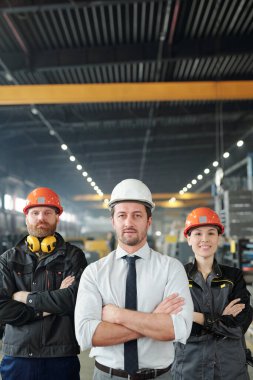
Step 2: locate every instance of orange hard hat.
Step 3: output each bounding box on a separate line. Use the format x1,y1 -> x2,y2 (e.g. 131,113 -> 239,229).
184,207 -> 224,237
23,187 -> 63,215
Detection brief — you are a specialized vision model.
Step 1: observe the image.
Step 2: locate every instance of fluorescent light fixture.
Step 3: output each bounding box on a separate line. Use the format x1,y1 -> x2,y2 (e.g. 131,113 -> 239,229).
237,140 -> 244,147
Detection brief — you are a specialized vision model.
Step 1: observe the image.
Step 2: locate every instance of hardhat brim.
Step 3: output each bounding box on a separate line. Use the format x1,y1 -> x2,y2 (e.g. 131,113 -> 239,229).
184,222 -> 224,237
23,204 -> 63,215
108,198 -> 155,211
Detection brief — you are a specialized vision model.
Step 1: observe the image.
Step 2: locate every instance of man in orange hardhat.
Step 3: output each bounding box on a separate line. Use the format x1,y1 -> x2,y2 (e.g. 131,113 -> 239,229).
172,207 -> 252,380
0,187 -> 87,380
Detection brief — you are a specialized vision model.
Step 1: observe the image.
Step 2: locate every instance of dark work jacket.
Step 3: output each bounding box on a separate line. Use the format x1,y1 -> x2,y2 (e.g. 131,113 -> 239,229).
172,259 -> 253,380
0,232 -> 87,358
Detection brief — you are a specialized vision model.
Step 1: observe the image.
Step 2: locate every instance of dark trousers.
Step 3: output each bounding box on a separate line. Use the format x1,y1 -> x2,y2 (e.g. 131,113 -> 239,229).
0,355 -> 80,380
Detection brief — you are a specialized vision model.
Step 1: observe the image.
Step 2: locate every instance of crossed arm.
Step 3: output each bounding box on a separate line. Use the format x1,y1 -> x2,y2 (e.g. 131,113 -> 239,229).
92,294 -> 185,346
193,298 -> 245,325
12,275 -> 75,317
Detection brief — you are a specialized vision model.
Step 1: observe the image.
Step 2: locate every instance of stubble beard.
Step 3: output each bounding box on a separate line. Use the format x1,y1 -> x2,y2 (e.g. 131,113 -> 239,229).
120,236 -> 140,246
27,222 -> 57,238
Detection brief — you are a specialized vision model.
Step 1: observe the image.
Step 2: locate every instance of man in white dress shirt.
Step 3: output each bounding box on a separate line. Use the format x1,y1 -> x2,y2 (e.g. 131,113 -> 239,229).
75,179 -> 193,380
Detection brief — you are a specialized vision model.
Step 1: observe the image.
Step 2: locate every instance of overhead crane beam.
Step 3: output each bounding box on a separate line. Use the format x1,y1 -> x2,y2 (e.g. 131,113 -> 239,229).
73,192 -> 211,206
0,81 -> 253,105
73,193 -> 211,201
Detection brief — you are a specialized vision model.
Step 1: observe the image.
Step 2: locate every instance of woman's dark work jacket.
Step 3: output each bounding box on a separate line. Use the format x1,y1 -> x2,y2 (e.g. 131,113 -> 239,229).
172,260 -> 253,380
0,232 -> 87,357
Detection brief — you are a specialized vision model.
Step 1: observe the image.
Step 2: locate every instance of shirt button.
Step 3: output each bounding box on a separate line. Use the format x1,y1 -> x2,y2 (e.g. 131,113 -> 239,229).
29,299 -> 32,304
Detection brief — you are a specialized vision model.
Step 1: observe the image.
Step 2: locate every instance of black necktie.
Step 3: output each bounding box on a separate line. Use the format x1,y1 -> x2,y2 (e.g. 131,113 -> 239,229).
124,255 -> 139,375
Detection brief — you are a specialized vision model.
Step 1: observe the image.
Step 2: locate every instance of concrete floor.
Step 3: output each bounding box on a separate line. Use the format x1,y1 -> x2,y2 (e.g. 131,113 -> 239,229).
79,350 -> 95,380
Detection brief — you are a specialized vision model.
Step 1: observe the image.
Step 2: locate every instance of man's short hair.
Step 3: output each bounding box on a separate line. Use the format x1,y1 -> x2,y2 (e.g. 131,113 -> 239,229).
111,201 -> 152,218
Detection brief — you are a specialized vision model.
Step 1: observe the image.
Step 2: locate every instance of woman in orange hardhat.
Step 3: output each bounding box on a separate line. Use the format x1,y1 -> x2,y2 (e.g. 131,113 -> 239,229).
172,207 -> 252,380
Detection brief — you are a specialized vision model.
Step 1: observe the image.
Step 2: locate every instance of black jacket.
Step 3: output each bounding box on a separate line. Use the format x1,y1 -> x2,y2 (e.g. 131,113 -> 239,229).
0,232 -> 87,358
172,260 -> 253,380
185,259 -> 252,338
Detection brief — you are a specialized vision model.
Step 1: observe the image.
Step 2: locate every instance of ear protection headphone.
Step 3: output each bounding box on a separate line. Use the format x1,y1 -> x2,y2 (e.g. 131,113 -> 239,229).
26,235 -> 57,253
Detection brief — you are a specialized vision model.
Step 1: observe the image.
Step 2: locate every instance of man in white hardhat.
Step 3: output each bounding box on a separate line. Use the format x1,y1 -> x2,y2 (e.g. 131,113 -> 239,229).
75,179 -> 193,380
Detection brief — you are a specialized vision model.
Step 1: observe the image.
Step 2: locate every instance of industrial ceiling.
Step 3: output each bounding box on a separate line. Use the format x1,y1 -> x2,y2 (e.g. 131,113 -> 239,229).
0,0 -> 253,212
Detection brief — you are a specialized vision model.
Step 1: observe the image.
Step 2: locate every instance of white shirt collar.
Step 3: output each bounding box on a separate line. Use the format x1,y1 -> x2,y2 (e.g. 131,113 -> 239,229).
115,242 -> 150,260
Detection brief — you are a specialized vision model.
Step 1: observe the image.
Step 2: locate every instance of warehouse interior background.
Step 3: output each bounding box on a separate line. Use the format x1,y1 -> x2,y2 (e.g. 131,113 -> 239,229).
0,1 -> 253,376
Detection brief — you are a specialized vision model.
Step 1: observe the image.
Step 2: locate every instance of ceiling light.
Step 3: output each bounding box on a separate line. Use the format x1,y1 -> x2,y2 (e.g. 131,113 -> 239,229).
76,164 -> 82,170
5,72 -> 13,82
192,179 -> 197,185
91,181 -> 95,186
179,190 -> 184,195
31,107 -> 38,115
61,144 -> 68,150
87,177 -> 92,182
94,186 -> 98,191
197,174 -> 203,180
82,171 -> 88,177
183,187 -> 188,192
237,140 -> 244,147
49,130 -> 55,136
223,152 -> 230,158
212,161 -> 219,167
187,184 -> 192,189
204,168 -> 210,174
69,155 -> 75,162
155,231 -> 162,236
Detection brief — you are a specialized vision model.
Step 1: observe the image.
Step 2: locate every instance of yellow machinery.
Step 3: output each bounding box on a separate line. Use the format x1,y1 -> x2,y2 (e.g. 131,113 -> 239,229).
84,239 -> 109,258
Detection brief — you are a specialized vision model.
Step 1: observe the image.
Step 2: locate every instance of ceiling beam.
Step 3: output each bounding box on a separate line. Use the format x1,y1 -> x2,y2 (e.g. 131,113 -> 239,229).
73,192 -> 211,201
1,37 -> 252,72
1,81 -> 253,105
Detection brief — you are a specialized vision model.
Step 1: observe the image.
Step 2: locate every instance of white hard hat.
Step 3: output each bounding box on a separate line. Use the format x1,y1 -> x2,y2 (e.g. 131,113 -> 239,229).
108,179 -> 155,211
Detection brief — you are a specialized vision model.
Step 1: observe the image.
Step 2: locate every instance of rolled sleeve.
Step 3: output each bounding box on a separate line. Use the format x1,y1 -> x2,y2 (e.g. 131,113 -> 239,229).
164,259 -> 193,344
75,265 -> 103,350
171,314 -> 190,343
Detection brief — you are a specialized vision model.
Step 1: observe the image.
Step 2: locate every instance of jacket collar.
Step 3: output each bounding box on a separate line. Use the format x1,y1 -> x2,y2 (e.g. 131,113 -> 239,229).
187,257 -> 222,279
